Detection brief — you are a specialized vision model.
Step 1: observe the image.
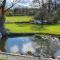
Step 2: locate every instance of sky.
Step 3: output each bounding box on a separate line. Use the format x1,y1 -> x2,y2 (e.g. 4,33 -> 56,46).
5,0 -> 48,9
5,0 -> 33,8
5,0 -> 60,9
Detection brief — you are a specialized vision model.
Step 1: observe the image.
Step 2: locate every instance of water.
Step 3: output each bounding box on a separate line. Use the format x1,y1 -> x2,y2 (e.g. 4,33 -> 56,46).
5,36 -> 35,54
5,35 -> 60,57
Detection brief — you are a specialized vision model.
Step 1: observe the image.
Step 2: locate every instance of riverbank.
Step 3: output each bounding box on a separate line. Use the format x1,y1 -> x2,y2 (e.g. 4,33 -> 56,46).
5,23 -> 60,35
0,52 -> 58,60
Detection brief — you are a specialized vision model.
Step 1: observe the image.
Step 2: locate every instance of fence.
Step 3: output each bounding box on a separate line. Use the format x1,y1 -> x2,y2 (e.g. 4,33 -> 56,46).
0,52 -> 56,60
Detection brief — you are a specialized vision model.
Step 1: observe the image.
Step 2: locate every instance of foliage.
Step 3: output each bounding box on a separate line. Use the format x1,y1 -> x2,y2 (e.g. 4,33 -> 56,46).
34,0 -> 60,24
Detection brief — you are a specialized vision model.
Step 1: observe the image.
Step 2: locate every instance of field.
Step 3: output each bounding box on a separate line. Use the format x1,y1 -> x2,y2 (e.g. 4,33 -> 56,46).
5,23 -> 60,35
0,57 -> 6,60
5,16 -> 60,35
6,16 -> 33,22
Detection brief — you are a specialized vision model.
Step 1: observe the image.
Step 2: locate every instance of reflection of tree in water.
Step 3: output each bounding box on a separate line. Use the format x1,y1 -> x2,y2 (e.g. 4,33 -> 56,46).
33,35 -> 60,57
0,33 -> 8,51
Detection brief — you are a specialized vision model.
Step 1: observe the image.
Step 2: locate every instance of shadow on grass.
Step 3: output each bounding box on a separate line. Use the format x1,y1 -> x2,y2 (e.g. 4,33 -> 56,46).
15,23 -> 26,27
15,23 -> 47,32
31,24 -> 46,31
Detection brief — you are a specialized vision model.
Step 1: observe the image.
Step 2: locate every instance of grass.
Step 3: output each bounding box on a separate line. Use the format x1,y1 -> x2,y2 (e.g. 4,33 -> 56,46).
0,57 -> 6,60
5,23 -> 60,35
5,16 -> 60,35
0,59 -> 6,60
6,16 -> 33,22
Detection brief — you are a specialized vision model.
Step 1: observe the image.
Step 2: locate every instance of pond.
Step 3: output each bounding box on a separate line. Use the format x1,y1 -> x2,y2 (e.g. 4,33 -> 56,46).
0,34 -> 60,57
5,36 -> 36,54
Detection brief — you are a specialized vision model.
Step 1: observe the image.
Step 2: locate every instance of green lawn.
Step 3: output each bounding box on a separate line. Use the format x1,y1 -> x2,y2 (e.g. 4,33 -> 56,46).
6,16 -> 33,22
5,23 -> 60,35
5,16 -> 60,35
0,59 -> 6,60
0,57 -> 6,60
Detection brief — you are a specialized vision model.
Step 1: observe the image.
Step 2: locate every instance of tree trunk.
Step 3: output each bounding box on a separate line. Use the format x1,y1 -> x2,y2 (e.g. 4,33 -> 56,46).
0,0 -> 7,52
0,8 -> 5,33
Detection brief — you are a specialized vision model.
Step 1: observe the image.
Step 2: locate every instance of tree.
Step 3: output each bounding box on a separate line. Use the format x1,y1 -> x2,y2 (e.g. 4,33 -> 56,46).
47,0 -> 60,23
33,0 -> 59,24
33,0 -> 47,25
0,0 -> 19,33
54,0 -> 57,10
0,0 -> 20,51
32,0 -> 40,7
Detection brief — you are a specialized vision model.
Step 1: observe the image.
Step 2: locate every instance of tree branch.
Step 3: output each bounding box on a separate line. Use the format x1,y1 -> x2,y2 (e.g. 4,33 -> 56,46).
4,3 -> 17,12
1,0 -> 19,12
5,1 -> 19,12
2,0 -> 6,8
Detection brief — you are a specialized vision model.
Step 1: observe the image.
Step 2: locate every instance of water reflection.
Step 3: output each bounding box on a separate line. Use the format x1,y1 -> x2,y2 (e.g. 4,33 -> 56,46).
5,35 -> 60,57
5,37 -> 35,54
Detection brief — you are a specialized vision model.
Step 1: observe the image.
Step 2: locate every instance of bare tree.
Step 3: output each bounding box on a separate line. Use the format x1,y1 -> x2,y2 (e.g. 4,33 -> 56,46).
0,0 -> 19,34
32,0 -> 40,6
0,0 -> 20,51
0,0 -> 6,34
47,0 -> 53,12
54,0 -> 57,10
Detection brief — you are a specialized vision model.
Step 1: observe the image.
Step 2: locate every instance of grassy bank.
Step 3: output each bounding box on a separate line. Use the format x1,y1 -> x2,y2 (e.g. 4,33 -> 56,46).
0,57 -> 6,60
5,23 -> 60,35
